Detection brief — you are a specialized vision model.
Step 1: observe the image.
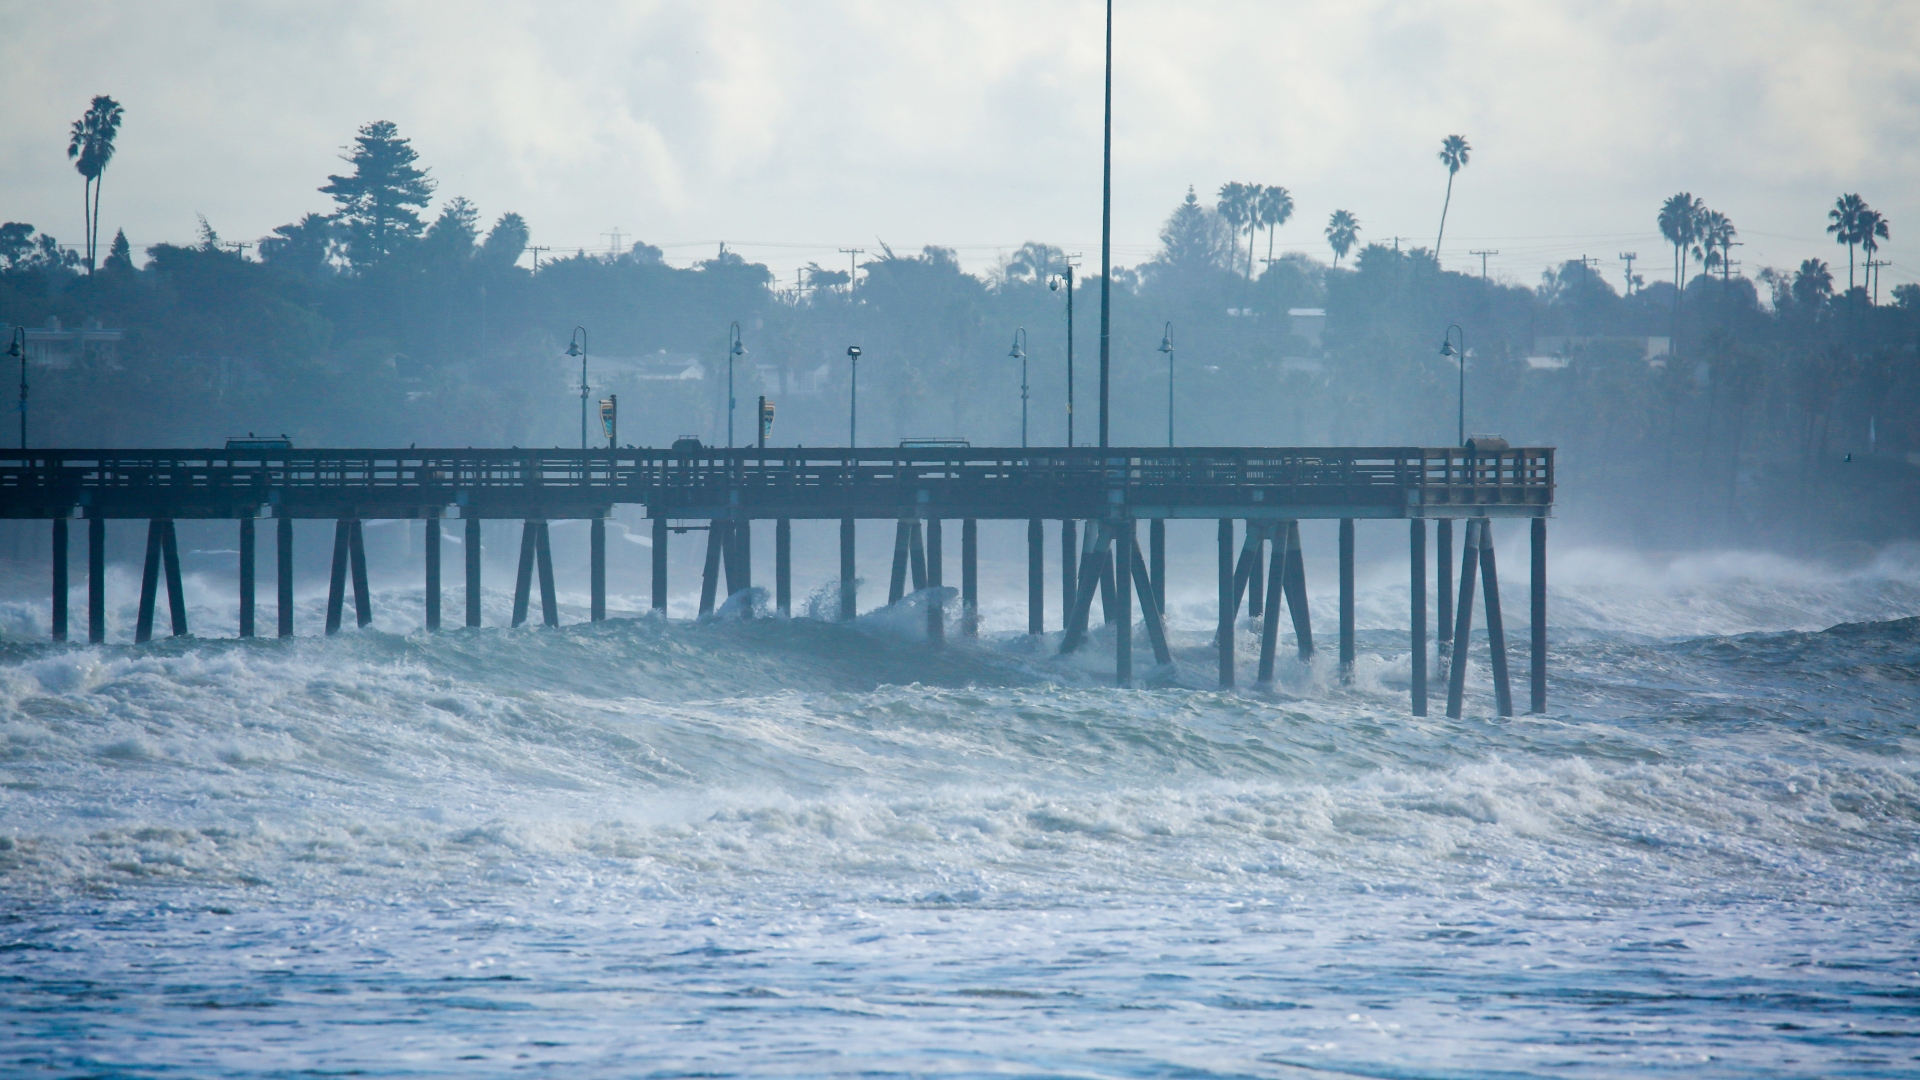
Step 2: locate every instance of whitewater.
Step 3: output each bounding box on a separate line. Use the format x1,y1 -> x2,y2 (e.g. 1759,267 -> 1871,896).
2,543 -> 1917,1078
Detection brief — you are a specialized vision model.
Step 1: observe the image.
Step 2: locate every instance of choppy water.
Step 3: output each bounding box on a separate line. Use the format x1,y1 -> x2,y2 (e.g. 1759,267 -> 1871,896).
2,545 -> 1918,1078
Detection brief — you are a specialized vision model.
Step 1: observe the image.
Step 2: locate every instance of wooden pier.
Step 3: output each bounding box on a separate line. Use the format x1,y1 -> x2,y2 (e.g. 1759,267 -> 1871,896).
0,443 -> 1553,715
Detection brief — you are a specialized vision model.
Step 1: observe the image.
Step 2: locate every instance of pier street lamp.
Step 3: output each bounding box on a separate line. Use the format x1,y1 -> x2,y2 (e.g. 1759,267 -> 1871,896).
1050,262 -> 1076,445
847,345 -> 862,447
1440,324 -> 1465,446
566,326 -> 588,450
1158,322 -> 1175,447
726,322 -> 746,448
1009,328 -> 1029,448
9,326 -> 25,450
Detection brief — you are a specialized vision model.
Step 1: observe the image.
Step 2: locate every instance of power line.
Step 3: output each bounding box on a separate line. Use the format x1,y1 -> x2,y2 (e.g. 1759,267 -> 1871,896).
1469,249 -> 1499,279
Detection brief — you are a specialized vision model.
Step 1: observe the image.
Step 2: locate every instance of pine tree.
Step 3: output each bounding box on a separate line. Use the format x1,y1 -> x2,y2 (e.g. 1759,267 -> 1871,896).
321,121 -> 434,267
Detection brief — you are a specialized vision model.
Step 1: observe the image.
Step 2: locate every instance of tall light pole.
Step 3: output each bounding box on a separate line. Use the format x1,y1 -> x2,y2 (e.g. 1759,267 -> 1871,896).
1158,322 -> 1174,447
1050,260 -> 1076,446
9,326 -> 25,450
1098,0 -> 1113,449
726,321 -> 746,448
847,345 -> 862,447
1009,328 -> 1029,448
1440,324 -> 1465,446
565,326 -> 588,450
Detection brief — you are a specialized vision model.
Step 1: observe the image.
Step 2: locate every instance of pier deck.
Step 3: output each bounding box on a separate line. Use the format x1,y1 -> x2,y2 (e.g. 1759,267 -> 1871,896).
0,445 -> 1552,716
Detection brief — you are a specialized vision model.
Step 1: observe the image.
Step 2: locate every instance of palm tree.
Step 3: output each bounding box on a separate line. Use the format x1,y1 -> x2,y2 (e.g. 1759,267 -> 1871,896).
1256,184 -> 1294,275
1791,258 -> 1833,308
1697,210 -> 1736,283
1434,134 -> 1470,257
1827,193 -> 1867,292
1857,208 -> 1889,303
1657,192 -> 1707,305
65,95 -> 125,271
1325,209 -> 1360,267
1215,182 -> 1255,278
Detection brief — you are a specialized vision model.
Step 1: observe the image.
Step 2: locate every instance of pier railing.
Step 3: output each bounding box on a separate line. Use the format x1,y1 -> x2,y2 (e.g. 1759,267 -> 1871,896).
0,446 -> 1551,520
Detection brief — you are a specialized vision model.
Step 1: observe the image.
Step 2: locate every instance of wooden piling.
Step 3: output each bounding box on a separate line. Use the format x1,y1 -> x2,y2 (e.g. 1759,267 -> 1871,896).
1059,521 -> 1109,654
1256,521 -> 1289,685
1283,521 -> 1313,661
52,517 -> 68,642
1410,519 -> 1427,716
238,517 -> 255,638
775,518 -> 792,617
535,520 -> 557,627
1217,518 -> 1234,688
137,520 -> 163,644
838,516 -> 855,621
325,520 -> 349,635
1149,518 -> 1166,613
276,516 -> 293,638
1127,540 -> 1172,666
348,519 -> 371,629
926,518 -> 944,644
159,519 -> 188,636
1061,520 -> 1079,629
889,520 -> 912,605
425,516 -> 441,631
1530,516 -> 1547,714
514,520 -> 539,626
1027,519 -> 1044,635
909,521 -> 928,591
465,517 -> 483,627
1231,525 -> 1263,618
733,519 -> 753,606
961,518 -> 978,637
651,516 -> 668,614
1437,518 -> 1454,657
1098,540 -> 1118,625
589,517 -> 605,622
1246,522 -> 1265,619
1339,518 -> 1355,681
1113,519 -> 1134,686
1444,518 -> 1482,719
1479,519 -> 1514,716
89,516 -> 105,644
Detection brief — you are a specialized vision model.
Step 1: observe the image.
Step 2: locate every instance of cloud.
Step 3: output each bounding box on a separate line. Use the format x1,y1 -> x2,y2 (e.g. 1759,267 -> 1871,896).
1,0 -> 1914,286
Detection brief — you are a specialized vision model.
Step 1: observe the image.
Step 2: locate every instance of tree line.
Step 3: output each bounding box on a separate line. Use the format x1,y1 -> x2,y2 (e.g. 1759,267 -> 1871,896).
2,112 -> 1915,549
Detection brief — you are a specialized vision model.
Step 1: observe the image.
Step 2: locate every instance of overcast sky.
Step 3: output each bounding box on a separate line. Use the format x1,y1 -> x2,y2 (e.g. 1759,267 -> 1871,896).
5,0 -> 1917,292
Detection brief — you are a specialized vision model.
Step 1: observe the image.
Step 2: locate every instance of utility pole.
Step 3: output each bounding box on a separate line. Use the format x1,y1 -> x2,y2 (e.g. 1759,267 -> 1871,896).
838,248 -> 864,295
222,241 -> 252,260
1618,252 -> 1638,295
526,245 -> 551,273
1576,254 -> 1600,273
1469,249 -> 1498,279
1867,258 -> 1888,304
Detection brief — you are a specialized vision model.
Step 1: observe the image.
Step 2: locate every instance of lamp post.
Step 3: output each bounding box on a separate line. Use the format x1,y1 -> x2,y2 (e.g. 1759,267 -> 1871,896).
726,321 -> 746,448
1098,0 -> 1113,448
565,326 -> 588,450
8,326 -> 25,450
1050,262 -> 1076,446
1158,322 -> 1175,447
1440,324 -> 1465,446
1008,328 -> 1029,448
847,345 -> 862,446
